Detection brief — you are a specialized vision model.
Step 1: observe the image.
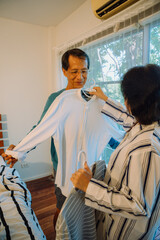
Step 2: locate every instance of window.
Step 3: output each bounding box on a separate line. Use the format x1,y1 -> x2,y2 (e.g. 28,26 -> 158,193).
58,11 -> 160,165
84,18 -> 160,104
150,20 -> 160,64
82,17 -> 160,163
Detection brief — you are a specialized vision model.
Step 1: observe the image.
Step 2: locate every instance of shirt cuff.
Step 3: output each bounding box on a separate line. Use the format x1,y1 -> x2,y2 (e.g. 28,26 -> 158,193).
5,149 -> 27,162
85,178 -> 105,203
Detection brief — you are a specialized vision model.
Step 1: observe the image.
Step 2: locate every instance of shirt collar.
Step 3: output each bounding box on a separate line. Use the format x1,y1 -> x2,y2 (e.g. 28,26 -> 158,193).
77,88 -> 96,103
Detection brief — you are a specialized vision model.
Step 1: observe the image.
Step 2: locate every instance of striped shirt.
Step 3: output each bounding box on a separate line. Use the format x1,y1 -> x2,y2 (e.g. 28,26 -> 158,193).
85,98 -> 160,240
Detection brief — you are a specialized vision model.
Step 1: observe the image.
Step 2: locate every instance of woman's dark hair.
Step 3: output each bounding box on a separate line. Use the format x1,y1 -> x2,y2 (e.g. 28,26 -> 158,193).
61,48 -> 90,70
121,64 -> 160,125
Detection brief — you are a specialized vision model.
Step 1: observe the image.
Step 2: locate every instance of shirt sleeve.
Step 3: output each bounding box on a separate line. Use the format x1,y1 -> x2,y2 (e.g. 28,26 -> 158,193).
85,151 -> 160,220
102,98 -> 135,131
5,98 -> 62,161
19,94 -> 57,154
29,93 -> 58,133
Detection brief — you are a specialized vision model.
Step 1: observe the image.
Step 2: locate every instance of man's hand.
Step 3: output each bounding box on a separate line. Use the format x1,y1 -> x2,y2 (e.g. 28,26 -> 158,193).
70,161 -> 92,192
89,87 -> 108,102
1,144 -> 18,168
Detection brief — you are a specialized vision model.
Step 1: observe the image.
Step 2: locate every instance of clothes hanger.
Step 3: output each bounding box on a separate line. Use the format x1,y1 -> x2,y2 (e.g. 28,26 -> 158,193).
81,78 -> 96,99
77,150 -> 86,169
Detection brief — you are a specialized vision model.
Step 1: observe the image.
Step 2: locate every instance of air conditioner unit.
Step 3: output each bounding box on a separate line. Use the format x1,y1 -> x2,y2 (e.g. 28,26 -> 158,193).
91,0 -> 140,20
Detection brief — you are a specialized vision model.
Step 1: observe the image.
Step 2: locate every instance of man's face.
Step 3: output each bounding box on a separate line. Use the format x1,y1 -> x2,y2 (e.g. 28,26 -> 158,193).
63,55 -> 88,89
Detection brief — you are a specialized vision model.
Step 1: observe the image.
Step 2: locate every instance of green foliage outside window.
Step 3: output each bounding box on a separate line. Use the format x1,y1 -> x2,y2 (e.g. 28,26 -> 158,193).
150,24 -> 160,65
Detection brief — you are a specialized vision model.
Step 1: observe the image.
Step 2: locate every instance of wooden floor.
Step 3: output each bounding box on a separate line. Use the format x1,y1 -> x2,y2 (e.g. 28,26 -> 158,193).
26,175 -> 56,240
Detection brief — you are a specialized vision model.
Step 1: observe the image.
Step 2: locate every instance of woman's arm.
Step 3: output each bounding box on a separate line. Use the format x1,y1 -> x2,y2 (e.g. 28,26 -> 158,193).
86,151 -> 159,220
71,151 -> 160,220
90,87 -> 135,130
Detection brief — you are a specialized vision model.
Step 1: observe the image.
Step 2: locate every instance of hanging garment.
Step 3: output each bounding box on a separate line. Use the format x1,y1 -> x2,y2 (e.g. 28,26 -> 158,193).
56,160 -> 106,240
6,89 -> 124,197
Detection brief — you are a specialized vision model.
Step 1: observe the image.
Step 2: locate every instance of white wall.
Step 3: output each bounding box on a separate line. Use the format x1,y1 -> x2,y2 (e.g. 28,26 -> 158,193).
0,17 -> 54,181
55,0 -> 100,47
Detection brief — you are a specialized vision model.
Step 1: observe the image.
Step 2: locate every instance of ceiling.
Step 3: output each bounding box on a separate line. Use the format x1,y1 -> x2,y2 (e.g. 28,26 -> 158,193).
0,0 -> 87,27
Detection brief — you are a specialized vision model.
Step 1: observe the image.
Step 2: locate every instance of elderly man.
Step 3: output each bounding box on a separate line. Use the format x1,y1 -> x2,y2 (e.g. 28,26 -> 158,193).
3,48 -> 122,228
2,48 -> 90,225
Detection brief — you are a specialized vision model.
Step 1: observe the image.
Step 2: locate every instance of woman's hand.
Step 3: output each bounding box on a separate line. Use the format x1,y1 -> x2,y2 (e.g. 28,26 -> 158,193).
70,161 -> 92,192
89,87 -> 108,102
1,144 -> 18,168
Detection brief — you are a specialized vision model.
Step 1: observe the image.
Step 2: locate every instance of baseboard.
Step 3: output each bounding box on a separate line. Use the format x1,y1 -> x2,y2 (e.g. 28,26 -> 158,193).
24,171 -> 53,182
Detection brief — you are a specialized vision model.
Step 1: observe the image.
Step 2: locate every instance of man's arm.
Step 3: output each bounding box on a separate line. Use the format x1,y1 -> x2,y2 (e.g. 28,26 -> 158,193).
2,94 -> 55,167
29,92 -> 62,132
3,91 -> 64,167
5,97 -> 61,161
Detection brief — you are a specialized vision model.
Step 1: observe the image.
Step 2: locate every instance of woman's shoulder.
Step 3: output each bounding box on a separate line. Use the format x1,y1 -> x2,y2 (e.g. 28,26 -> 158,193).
144,124 -> 160,157
133,123 -> 160,155
152,124 -> 160,155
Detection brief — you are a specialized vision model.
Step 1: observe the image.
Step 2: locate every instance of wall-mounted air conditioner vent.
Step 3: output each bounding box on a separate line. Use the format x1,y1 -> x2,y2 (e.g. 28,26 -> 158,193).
91,0 -> 140,20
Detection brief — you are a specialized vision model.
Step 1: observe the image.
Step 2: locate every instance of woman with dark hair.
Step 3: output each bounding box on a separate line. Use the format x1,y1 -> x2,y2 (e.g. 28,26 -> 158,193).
71,64 -> 160,239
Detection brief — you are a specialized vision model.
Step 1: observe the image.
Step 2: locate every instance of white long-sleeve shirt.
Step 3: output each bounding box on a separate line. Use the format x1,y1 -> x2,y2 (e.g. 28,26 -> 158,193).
85,98 -> 160,239
6,89 -> 124,196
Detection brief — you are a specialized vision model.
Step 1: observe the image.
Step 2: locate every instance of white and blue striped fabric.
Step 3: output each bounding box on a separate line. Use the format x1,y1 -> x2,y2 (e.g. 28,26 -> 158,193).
56,160 -> 106,240
0,156 -> 46,240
